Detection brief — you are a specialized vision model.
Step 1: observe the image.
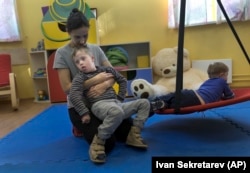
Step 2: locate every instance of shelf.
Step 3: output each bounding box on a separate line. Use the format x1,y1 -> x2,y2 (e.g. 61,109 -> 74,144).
32,76 -> 47,79
30,51 -> 50,103
100,41 -> 151,70
100,41 -> 152,97
33,99 -> 50,103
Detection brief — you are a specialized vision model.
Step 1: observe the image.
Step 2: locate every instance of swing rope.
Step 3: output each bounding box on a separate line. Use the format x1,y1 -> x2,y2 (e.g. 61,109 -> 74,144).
216,0 -> 250,64
174,0 -> 186,113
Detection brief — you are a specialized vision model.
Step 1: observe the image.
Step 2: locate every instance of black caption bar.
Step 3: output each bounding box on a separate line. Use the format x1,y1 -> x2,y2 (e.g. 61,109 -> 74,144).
152,157 -> 250,172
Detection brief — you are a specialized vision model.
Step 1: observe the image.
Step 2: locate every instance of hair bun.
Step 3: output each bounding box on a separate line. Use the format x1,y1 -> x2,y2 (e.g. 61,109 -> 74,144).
72,8 -> 79,13
69,8 -> 79,17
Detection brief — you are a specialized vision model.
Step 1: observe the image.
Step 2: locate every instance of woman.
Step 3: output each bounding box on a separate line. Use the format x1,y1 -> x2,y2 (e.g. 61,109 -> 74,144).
53,8 -> 132,152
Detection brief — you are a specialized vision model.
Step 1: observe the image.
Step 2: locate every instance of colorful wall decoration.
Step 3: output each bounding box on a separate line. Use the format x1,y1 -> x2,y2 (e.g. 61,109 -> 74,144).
41,0 -> 98,50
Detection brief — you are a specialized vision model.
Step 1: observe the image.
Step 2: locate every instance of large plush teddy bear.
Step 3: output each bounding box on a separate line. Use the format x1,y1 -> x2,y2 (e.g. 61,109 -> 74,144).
131,47 -> 208,100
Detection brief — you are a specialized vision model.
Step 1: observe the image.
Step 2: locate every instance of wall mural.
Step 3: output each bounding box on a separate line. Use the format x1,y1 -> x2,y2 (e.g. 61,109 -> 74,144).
41,0 -> 97,50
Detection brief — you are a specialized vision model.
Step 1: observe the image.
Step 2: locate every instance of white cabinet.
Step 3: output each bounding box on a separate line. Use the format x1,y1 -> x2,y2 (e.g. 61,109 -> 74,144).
29,51 -> 50,102
100,41 -> 152,97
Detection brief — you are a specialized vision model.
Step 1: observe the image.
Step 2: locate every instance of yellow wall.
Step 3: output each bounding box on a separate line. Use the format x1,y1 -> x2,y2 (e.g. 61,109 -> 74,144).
1,0 -> 250,99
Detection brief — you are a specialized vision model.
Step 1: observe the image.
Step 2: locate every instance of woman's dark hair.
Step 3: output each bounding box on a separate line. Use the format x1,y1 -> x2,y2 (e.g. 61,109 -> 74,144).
66,8 -> 90,32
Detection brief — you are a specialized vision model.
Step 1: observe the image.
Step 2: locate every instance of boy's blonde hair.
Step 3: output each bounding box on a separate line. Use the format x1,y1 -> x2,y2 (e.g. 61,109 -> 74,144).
207,62 -> 229,78
71,45 -> 93,58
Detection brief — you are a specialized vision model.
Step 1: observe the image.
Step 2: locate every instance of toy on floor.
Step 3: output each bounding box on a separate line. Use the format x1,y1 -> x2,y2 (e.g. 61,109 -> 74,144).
131,47 -> 208,100
37,90 -> 48,101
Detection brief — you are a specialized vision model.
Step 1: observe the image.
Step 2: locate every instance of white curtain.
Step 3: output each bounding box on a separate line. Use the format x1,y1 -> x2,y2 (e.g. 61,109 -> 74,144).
0,0 -> 21,42
168,0 -> 250,28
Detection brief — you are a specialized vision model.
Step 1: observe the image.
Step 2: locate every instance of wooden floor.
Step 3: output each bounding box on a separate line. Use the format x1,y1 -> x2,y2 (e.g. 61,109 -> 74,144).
0,99 -> 51,138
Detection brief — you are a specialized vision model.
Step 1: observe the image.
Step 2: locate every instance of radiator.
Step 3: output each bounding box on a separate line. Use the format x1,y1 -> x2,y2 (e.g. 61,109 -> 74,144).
192,59 -> 232,83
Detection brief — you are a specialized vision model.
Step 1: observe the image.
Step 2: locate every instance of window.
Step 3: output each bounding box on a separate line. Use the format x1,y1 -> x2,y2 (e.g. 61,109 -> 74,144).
168,0 -> 250,28
0,0 -> 21,42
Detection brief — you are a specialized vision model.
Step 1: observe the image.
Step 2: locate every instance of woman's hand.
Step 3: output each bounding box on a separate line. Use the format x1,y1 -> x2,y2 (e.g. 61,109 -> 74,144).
87,81 -> 108,98
81,114 -> 91,124
83,72 -> 113,89
95,72 -> 114,82
87,77 -> 115,98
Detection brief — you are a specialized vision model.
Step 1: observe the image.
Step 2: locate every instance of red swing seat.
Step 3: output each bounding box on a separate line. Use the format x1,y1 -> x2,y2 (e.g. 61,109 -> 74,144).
156,88 -> 250,114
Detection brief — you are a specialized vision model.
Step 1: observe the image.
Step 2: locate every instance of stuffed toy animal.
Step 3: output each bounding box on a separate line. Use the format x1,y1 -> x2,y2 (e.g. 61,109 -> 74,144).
131,47 -> 208,100
37,90 -> 48,101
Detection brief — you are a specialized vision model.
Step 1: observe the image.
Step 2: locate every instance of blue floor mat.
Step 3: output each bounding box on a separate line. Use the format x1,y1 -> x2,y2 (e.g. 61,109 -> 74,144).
0,101 -> 250,173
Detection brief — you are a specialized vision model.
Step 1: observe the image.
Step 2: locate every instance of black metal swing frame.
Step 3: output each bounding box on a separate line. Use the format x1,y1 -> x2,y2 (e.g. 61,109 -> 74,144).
174,0 -> 250,113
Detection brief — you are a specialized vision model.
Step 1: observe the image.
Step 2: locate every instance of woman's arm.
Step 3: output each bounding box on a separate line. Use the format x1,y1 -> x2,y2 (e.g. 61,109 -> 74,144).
83,59 -> 113,88
87,77 -> 115,98
57,66 -> 114,96
102,59 -> 112,67
83,72 -> 113,89
86,60 -> 115,98
57,68 -> 72,94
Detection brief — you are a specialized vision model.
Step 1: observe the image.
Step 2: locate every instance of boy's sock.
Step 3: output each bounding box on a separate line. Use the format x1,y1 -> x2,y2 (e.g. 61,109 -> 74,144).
150,100 -> 166,111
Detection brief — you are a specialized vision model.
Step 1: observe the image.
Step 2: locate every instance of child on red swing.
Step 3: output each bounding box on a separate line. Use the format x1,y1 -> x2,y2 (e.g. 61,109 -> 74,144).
151,62 -> 235,111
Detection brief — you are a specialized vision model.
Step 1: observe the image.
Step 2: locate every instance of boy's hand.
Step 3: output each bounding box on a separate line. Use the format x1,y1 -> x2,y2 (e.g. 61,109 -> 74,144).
81,114 -> 91,124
